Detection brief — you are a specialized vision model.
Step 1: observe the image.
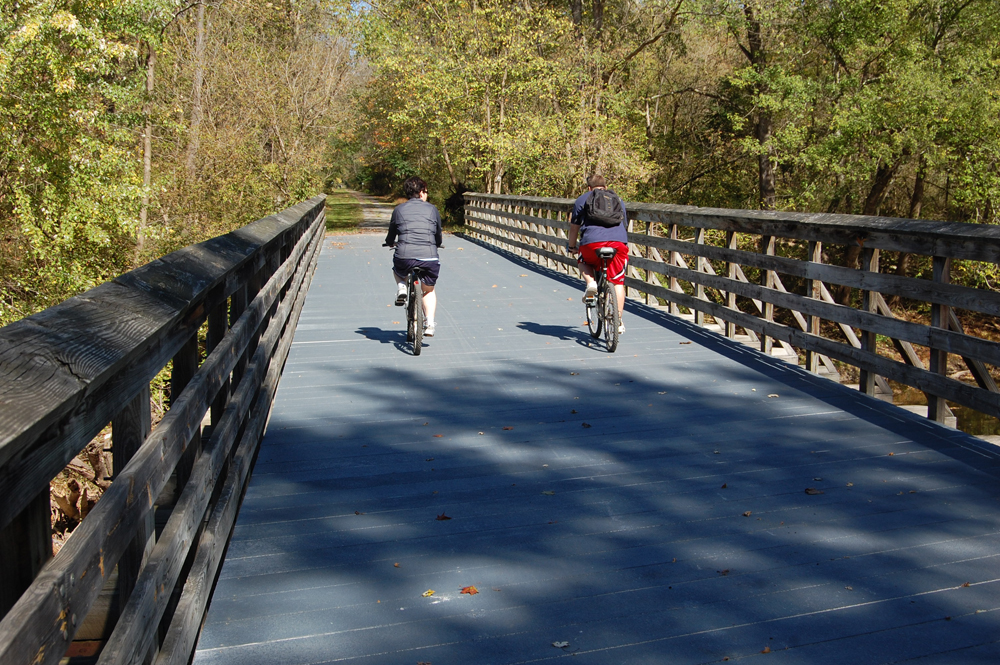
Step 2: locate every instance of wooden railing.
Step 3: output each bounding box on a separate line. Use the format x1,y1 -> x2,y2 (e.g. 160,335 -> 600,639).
0,195 -> 325,665
464,192 -> 1000,425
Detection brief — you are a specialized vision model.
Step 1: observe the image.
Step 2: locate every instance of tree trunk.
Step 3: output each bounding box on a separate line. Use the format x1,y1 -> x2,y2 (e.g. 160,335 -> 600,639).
592,0 -> 603,31
891,157 -> 927,303
742,2 -> 775,210
571,0 -> 582,25
441,142 -> 459,189
185,1 -> 206,181
138,46 -> 155,258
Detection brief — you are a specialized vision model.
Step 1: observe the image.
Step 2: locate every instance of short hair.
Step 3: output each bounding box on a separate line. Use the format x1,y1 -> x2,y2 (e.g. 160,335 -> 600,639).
586,174 -> 607,189
403,176 -> 428,199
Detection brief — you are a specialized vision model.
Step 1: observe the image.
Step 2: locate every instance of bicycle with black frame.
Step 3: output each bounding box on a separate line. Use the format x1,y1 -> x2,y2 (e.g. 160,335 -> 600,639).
384,243 -> 433,355
583,246 -> 620,353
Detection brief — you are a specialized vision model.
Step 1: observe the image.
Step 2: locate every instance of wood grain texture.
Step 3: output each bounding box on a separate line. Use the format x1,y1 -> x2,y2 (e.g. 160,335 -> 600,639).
0,196 -> 324,664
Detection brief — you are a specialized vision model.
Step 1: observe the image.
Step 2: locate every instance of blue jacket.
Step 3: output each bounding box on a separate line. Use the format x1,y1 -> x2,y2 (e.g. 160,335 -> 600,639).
570,189 -> 628,245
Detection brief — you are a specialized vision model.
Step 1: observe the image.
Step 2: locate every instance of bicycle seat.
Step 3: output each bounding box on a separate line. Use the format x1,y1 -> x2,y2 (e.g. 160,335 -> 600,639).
595,247 -> 617,259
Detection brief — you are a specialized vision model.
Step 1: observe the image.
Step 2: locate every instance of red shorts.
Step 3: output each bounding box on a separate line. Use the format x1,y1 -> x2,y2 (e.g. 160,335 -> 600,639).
578,242 -> 628,285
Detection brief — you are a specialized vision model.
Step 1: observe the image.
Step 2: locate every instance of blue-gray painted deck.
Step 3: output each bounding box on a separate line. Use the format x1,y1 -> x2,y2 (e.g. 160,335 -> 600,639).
194,233 -> 1000,664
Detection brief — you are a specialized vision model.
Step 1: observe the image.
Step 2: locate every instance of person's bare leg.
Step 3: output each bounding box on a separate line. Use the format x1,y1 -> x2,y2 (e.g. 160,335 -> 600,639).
579,262 -> 597,290
614,282 -> 625,319
422,285 -> 436,323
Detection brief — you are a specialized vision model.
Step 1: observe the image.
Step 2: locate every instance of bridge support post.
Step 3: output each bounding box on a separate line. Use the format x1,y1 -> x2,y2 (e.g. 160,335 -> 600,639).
859,247 -> 880,395
928,256 -> 953,423
760,235 -> 775,354
0,491 -> 50,617
805,241 -> 822,373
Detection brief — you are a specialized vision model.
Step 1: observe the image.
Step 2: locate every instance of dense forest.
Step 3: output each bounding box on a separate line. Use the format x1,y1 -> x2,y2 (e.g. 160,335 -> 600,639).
2,0 -> 999,326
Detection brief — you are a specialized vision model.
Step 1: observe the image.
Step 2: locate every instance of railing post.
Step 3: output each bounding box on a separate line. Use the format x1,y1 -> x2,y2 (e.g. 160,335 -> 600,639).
646,222 -> 658,306
760,235 -> 775,354
112,384 -> 156,663
207,301 -> 229,424
694,227 -> 706,325
0,491 -> 50,617
858,247 -> 880,396
668,223 -> 679,315
172,334 -> 201,492
724,231 -> 737,338
805,241 -> 822,373
928,255 -> 952,422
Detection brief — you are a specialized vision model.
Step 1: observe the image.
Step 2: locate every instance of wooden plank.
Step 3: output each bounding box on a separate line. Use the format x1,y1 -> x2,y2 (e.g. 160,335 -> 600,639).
947,310 -> 1000,393
155,221 -> 320,665
628,255 -> 1000,367
467,192 -> 1000,262
0,205 -> 325,665
625,276 -> 1000,416
0,491 -> 50,617
0,196 -> 326,533
629,231 -> 1000,317
859,248 -> 880,397
111,386 -> 155,614
96,217 -> 324,665
928,257 -> 952,423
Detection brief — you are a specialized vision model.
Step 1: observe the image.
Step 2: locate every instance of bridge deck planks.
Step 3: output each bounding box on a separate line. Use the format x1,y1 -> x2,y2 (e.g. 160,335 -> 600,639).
194,233 -> 1000,664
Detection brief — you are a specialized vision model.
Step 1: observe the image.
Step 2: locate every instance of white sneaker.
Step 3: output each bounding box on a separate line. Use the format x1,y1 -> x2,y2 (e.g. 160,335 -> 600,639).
618,323 -> 625,335
394,284 -> 406,306
582,283 -> 597,303
424,322 -> 436,337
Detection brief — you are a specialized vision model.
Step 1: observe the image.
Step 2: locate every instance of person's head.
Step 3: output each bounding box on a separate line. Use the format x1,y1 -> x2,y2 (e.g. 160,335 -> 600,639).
586,174 -> 607,190
403,176 -> 428,200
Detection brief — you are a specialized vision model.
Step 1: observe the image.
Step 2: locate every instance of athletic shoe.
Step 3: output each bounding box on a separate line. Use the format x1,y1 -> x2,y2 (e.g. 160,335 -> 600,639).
618,323 -> 625,335
424,322 -> 436,337
582,283 -> 597,303
394,284 -> 406,306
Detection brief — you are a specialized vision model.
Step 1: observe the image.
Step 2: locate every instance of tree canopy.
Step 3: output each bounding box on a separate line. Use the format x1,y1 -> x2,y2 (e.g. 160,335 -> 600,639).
2,0 -> 999,323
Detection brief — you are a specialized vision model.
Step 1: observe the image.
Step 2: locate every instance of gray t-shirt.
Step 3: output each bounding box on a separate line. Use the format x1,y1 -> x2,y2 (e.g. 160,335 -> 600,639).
385,198 -> 443,260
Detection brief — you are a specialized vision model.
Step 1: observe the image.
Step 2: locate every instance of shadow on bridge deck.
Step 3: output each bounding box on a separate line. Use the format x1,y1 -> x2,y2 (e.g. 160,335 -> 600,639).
193,233 -> 1000,665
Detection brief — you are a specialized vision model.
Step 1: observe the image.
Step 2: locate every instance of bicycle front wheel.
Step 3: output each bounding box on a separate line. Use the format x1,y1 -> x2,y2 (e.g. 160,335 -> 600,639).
411,280 -> 424,355
602,282 -> 620,353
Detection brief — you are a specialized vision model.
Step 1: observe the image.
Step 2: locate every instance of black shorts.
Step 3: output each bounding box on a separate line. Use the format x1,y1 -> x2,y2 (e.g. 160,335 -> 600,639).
393,257 -> 440,286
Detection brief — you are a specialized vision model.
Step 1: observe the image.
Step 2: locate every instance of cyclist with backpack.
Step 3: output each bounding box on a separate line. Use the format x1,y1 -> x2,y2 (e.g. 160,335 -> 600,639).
385,176 -> 443,337
566,174 -> 628,333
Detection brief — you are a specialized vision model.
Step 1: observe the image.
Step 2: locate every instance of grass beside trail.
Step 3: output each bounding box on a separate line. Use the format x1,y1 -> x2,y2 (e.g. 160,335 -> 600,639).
325,189 -> 365,233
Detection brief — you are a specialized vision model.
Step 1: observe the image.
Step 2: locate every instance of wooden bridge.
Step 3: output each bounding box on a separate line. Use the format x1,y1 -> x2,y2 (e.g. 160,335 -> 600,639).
2,193 -> 1000,664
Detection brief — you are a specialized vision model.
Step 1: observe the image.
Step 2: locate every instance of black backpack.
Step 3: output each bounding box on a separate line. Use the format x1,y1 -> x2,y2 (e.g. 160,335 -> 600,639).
583,188 -> 625,228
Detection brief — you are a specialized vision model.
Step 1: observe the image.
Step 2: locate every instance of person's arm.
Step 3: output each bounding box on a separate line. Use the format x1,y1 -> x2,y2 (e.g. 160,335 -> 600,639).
567,223 -> 581,251
434,209 -> 443,247
385,211 -> 398,246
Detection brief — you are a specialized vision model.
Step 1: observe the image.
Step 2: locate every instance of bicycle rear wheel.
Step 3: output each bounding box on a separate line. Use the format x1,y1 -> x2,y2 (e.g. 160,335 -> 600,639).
602,282 -> 619,353
411,279 -> 424,355
586,286 -> 602,338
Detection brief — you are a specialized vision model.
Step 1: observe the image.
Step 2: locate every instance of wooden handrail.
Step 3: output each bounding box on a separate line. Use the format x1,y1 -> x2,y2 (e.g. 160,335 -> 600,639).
464,192 -> 1000,424
0,195 -> 325,665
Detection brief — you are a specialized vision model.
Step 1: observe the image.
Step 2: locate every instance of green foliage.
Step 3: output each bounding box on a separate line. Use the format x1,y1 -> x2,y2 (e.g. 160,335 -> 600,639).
0,0 -> 169,323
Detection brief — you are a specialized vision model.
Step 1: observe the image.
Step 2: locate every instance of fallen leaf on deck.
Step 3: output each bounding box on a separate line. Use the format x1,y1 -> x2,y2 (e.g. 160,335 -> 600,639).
478,431 -> 484,435
492,284 -> 497,288
433,434 -> 443,438
394,563 -> 400,568
355,510 -> 364,515
761,646 -> 771,654
582,422 -> 592,428
425,458 -> 435,461
845,586 -> 852,590
767,394 -> 779,398
888,452 -> 895,456
392,321 -> 400,324
542,491 -> 555,495
743,511 -> 752,517
721,483 -> 728,489
436,513 -> 452,521
813,477 -> 823,481
846,482 -> 854,487
552,642 -> 570,649
461,586 -> 479,595
503,426 -> 514,430
962,582 -> 971,587
718,569 -> 730,576
520,274 -> 528,277
659,391 -> 666,394
672,558 -> 676,563
805,488 -> 824,495
571,409 -> 578,414
680,341 -> 692,345
548,520 -> 558,524
570,372 -> 579,375
422,590 -> 435,597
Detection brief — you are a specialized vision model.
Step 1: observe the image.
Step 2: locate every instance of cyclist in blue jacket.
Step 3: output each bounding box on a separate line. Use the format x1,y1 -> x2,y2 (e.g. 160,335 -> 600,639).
385,176 -> 443,336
